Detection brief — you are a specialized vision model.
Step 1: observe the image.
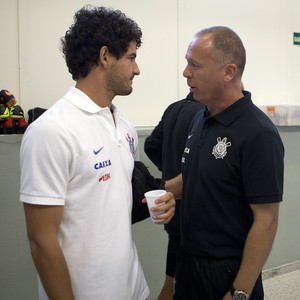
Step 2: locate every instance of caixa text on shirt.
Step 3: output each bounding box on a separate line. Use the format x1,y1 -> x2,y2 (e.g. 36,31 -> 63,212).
94,159 -> 112,170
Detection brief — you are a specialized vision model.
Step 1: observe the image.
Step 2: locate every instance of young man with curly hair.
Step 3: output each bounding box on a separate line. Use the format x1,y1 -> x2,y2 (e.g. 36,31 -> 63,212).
19,6 -> 175,300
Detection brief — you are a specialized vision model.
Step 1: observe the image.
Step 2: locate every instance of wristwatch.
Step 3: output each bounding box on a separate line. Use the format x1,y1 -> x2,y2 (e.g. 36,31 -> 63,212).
230,286 -> 250,300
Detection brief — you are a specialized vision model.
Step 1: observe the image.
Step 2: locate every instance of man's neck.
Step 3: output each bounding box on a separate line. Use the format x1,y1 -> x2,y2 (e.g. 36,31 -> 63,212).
75,77 -> 113,108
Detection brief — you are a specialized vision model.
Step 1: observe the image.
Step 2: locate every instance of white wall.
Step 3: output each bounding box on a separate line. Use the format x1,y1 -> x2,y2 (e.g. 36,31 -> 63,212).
0,0 -> 19,99
17,0 -> 178,127
177,0 -> 300,107
1,0 -> 300,127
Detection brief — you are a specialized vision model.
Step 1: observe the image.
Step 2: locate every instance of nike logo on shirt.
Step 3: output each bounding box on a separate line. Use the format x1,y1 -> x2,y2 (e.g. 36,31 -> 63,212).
93,147 -> 104,155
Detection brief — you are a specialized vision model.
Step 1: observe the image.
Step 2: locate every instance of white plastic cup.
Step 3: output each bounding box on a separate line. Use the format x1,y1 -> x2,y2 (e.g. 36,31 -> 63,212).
144,189 -> 167,223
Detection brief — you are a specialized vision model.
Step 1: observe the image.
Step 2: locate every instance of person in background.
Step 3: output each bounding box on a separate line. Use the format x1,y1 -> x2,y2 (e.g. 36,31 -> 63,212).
19,5 -> 175,300
144,92 -> 204,300
169,26 -> 284,300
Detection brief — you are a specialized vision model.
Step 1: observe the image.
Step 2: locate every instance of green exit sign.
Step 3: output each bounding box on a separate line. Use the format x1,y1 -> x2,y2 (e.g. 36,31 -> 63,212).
294,32 -> 300,45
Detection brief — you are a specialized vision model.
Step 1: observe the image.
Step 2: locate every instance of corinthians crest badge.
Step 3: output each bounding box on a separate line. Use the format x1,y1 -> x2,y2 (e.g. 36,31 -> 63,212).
126,133 -> 135,156
212,137 -> 231,159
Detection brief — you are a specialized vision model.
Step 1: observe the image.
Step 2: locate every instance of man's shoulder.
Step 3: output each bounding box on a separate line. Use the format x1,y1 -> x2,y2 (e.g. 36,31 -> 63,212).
166,97 -> 203,113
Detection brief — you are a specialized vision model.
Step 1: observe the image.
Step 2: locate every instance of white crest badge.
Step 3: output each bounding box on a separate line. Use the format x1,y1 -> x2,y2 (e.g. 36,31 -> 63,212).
212,137 -> 231,159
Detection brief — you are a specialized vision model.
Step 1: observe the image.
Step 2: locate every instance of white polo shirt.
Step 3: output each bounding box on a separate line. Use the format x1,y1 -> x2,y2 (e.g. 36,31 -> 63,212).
20,87 -> 149,300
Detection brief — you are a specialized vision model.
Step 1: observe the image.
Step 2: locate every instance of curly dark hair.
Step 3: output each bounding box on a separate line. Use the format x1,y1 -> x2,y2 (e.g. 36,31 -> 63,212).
61,5 -> 142,80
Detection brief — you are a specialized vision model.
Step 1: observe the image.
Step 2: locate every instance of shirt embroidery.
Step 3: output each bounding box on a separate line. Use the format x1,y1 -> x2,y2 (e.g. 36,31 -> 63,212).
212,137 -> 231,159
126,133 -> 135,156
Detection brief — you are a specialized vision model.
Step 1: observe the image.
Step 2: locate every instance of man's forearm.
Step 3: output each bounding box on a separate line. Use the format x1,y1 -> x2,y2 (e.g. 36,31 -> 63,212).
232,208 -> 279,294
30,241 -> 75,300
164,174 -> 182,199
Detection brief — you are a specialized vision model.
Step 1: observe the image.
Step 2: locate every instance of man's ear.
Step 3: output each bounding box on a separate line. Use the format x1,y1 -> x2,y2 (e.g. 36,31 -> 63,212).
99,46 -> 109,66
224,63 -> 237,82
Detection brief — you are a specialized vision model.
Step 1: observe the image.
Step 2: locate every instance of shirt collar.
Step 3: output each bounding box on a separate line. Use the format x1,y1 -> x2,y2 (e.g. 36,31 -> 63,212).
63,86 -> 116,114
211,91 -> 252,126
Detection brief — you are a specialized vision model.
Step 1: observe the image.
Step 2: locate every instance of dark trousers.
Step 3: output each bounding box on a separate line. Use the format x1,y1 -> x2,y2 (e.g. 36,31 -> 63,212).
165,231 -> 181,277
174,248 -> 264,300
165,200 -> 181,277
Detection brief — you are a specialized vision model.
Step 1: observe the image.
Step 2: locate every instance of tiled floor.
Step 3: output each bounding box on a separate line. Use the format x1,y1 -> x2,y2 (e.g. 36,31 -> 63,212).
263,261 -> 300,299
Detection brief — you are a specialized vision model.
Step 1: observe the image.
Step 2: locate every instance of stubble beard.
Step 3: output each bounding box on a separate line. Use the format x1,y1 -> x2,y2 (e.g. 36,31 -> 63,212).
108,68 -> 133,96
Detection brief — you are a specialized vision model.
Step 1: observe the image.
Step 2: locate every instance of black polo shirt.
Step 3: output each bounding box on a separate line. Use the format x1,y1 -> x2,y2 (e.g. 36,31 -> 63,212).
181,92 -> 284,259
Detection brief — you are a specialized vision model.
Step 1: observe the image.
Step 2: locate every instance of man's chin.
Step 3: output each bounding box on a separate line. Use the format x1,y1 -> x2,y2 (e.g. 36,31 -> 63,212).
118,88 -> 133,96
